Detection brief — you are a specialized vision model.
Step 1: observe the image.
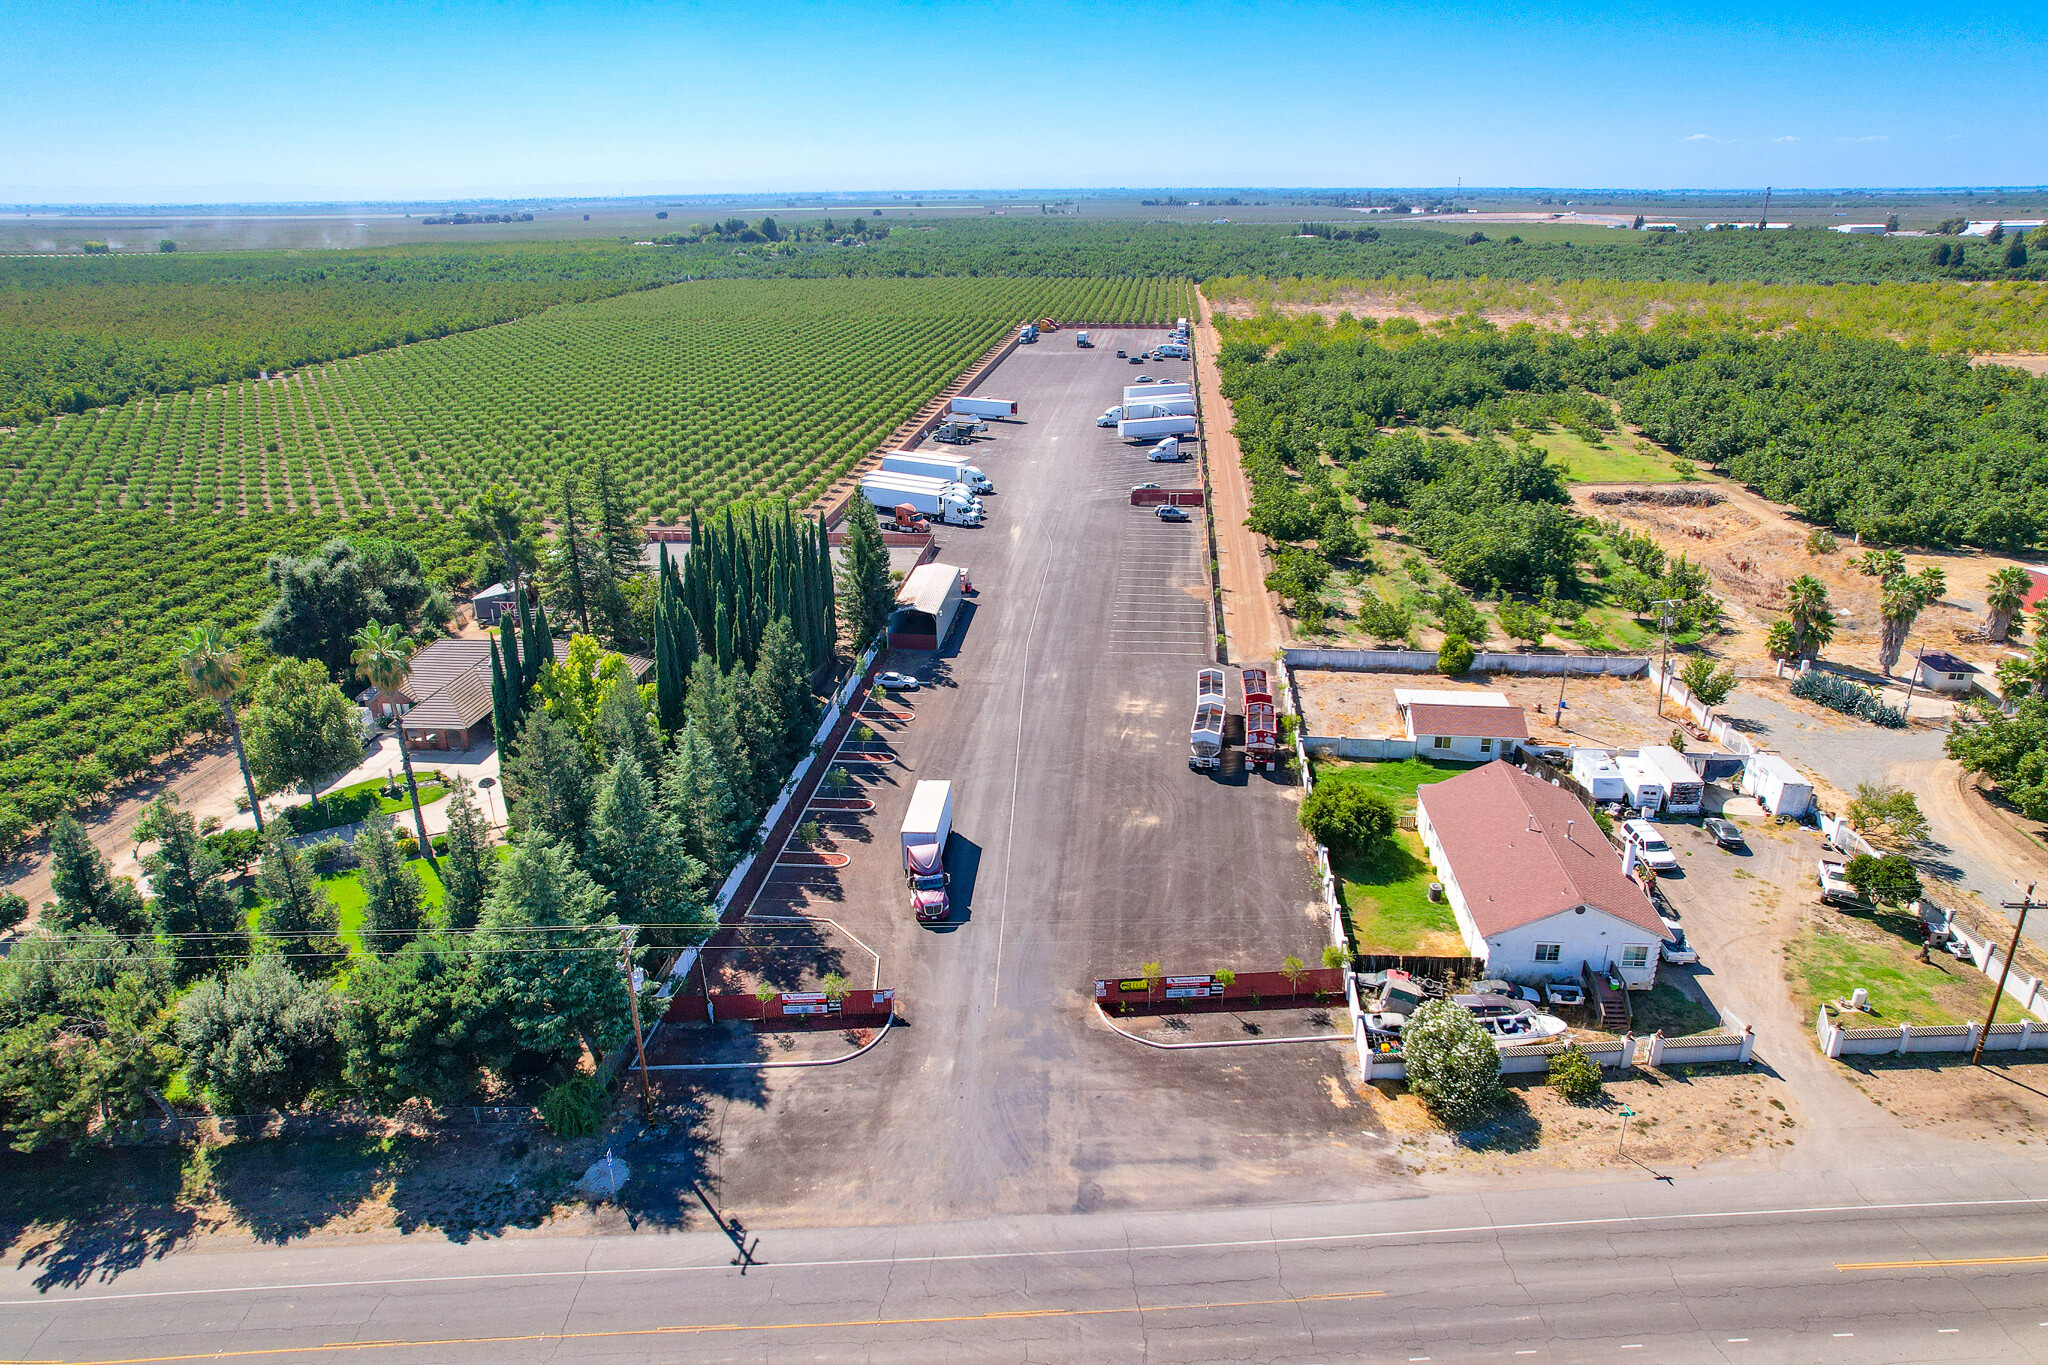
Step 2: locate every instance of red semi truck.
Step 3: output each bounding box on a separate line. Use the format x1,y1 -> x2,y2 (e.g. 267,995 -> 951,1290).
1242,668 -> 1280,772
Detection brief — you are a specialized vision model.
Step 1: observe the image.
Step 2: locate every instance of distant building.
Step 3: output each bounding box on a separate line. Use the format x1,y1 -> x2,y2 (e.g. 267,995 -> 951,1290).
1962,220 -> 2047,237
471,581 -> 519,626
1395,689 -> 1529,762
888,563 -> 967,651
1914,651 -> 1980,695
1415,761 -> 1665,989
369,636 -> 651,751
1831,224 -> 1890,235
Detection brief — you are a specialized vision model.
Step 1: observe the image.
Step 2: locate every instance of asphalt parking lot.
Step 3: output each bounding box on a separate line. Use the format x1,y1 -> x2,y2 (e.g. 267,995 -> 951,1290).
678,330 -> 1381,1225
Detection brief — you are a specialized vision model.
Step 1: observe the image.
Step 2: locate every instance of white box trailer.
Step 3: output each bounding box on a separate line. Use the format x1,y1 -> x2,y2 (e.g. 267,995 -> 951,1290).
1123,397 -> 1196,419
901,780 -> 954,922
860,472 -> 983,526
1570,749 -> 1627,803
950,396 -> 1018,420
1124,382 -> 1192,403
1638,745 -> 1705,814
881,452 -> 992,493
1747,753 -> 1815,818
1119,415 -> 1198,442
1614,756 -> 1666,815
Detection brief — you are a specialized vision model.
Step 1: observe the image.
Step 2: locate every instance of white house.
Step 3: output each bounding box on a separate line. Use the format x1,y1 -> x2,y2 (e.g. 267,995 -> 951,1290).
1395,689 -> 1530,762
1415,761 -> 1665,990
1914,651 -> 1979,696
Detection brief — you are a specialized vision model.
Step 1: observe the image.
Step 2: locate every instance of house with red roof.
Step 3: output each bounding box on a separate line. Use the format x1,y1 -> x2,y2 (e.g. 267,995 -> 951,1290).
1395,688 -> 1530,762
1415,760 -> 1666,989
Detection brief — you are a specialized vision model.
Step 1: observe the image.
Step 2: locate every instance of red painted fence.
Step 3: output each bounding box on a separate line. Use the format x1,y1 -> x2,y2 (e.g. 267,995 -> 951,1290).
1093,968 -> 1345,1015
1129,488 -> 1205,508
663,988 -> 897,1024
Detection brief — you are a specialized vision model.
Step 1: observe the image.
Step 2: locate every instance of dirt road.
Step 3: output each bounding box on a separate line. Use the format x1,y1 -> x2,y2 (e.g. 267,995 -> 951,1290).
1195,289 -> 1283,665
0,740 -> 250,926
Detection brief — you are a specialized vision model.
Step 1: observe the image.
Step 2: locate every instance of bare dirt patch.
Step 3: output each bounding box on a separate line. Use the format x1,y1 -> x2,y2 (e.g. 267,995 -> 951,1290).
1972,352 -> 2048,377
1362,1064 -> 1798,1176
1572,474 -> 2040,677
1835,1055 -> 2048,1145
1295,668 -> 1677,751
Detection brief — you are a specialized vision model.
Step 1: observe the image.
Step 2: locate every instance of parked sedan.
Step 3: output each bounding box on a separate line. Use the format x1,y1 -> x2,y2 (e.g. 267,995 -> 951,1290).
874,671 -> 920,691
1155,505 -> 1191,522
1703,817 -> 1747,849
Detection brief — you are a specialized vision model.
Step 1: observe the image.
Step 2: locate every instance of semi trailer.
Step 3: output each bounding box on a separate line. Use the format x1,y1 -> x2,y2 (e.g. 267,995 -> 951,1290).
1123,382 -> 1192,403
950,396 -> 1019,420
1242,668 -> 1279,771
1120,415 -> 1198,442
881,452 -> 994,493
859,472 -> 983,526
901,780 -> 954,922
1123,397 -> 1197,419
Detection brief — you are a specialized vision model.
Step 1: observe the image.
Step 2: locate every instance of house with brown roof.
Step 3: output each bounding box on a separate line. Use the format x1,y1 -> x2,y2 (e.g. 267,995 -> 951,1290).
1395,688 -> 1530,762
369,636 -> 653,751
1415,760 -> 1665,989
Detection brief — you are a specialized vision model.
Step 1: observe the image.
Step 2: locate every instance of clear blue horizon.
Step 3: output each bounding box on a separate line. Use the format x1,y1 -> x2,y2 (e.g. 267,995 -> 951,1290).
7,0 -> 2043,201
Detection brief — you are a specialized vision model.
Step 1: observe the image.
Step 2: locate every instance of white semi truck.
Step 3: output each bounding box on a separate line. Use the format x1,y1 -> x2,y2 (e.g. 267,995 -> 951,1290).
901,780 -> 954,922
860,472 -> 983,526
881,452 -> 993,493
1124,382 -> 1192,403
1120,415 -> 1198,442
951,396 -> 1018,420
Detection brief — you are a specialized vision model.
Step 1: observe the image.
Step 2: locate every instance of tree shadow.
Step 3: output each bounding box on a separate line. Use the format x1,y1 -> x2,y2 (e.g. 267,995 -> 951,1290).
1,1146 -> 197,1291
1450,1087 -> 1542,1153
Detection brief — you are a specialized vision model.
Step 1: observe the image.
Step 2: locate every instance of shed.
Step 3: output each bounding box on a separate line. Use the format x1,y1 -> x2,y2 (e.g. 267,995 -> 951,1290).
471,581 -> 519,626
888,562 -> 966,651
1637,745 -> 1705,814
1914,651 -> 1979,695
1745,753 -> 1814,818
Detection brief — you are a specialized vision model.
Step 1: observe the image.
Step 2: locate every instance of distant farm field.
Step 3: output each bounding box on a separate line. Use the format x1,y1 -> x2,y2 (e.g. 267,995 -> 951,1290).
1,275 -> 1194,523
0,275 -> 1191,841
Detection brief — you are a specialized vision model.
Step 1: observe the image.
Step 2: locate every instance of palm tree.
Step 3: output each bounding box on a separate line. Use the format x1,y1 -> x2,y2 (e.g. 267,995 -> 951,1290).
1985,566 -> 2032,643
351,623 -> 439,875
178,625 -> 264,833
1784,574 -> 1831,656
1876,568 -> 1946,675
459,485 -> 536,594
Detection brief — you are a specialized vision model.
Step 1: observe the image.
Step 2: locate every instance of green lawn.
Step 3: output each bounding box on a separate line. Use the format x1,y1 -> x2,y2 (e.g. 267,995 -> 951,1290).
1625,982 -> 1723,1038
1313,758 -> 1469,955
1790,913 -> 2032,1027
1312,756 -> 1464,814
247,860 -> 448,956
1532,428 -> 1680,484
1332,829 -> 1463,954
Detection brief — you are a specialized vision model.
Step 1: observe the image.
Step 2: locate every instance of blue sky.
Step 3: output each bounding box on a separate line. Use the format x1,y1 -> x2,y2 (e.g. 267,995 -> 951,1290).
5,0 -> 2043,201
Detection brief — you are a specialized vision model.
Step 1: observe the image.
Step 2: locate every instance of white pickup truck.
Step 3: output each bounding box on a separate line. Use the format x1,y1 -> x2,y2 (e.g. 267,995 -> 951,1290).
1817,858 -> 1862,906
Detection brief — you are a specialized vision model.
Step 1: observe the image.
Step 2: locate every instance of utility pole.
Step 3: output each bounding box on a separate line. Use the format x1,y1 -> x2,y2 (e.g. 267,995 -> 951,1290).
1759,186 -> 1771,230
1901,642 -> 1925,718
1651,600 -> 1681,719
618,925 -> 655,1116
1974,883 -> 2038,1066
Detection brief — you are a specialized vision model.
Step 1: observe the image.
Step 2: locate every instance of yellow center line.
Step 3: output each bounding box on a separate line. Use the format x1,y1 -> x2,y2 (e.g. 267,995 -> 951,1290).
22,1290 -> 1386,1364
1836,1254 -> 2048,1272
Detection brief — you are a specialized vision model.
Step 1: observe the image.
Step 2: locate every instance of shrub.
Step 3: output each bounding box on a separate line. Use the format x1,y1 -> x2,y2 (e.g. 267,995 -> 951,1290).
539,1076 -> 607,1138
1299,783 -> 1397,853
0,891 -> 26,933
1548,1044 -> 1603,1102
1401,998 -> 1503,1126
1437,634 -> 1475,676
1790,669 -> 1905,727
1844,852 -> 1921,905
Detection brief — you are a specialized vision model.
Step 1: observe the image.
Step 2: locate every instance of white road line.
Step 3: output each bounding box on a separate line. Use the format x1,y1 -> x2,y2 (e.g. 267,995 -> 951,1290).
991,540 -> 1055,1012
10,1195 -> 2034,1310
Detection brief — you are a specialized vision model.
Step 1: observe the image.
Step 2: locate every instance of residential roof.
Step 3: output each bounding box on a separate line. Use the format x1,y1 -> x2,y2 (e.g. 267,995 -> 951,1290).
398,636 -> 652,733
1417,761 -> 1665,940
1405,702 -> 1529,741
898,563 -> 963,617
1393,688 -> 1510,709
1918,651 -> 1978,675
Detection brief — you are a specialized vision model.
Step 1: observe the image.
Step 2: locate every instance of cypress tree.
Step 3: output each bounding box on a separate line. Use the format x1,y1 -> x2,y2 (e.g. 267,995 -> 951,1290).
554,475 -> 595,635
354,819 -> 425,955
585,751 -> 706,942
815,515 -> 837,663
490,629 -> 518,755
527,604 -> 555,690
714,596 -> 734,673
